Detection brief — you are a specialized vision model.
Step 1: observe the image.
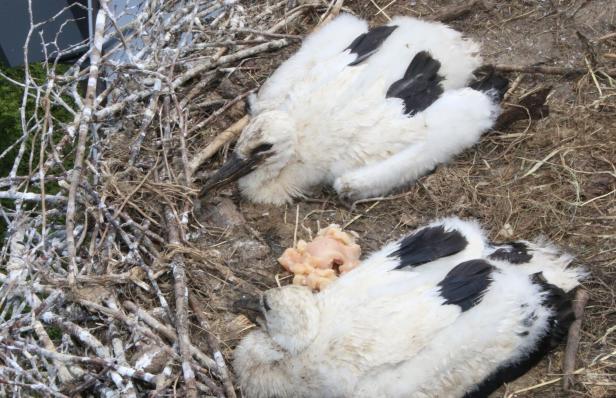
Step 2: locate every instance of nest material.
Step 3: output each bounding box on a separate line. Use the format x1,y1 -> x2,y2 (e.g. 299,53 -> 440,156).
0,0 -> 614,397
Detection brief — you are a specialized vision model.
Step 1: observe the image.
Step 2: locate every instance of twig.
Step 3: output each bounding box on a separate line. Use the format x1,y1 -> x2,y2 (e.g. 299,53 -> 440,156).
319,0 -> 345,25
39,312 -> 125,390
172,39 -> 290,89
0,191 -> 66,203
563,289 -> 590,391
129,81 -> 162,166
187,89 -> 254,135
188,115 -> 250,177
123,301 -> 218,372
65,3 -> 107,285
431,0 -> 483,22
164,205 -> 197,398
495,64 -> 616,76
190,295 -> 236,398
2,341 -> 157,384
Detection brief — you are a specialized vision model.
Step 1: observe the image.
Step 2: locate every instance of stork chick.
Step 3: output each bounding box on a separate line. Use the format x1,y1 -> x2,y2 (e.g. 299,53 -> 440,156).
233,217 -> 586,398
203,15 -> 508,204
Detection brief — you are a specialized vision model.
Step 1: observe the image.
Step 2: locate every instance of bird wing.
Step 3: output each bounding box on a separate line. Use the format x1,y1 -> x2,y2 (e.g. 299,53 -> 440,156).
352,251 -> 584,397
486,238 -> 586,293
315,258 -> 498,375
252,13 -> 368,114
328,217 -> 487,296
272,17 -> 486,178
254,15 -> 482,128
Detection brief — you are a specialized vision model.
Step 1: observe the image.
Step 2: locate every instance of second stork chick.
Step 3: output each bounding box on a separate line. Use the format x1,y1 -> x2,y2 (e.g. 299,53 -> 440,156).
233,217 -> 586,397
203,15 -> 508,205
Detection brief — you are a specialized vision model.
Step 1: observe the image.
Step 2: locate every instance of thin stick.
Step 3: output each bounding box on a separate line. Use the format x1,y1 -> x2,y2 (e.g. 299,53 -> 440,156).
188,115 -> 249,176
65,3 -> 107,285
563,289 -> 590,390
431,0 -> 482,22
189,295 -> 236,398
495,64 -> 616,76
3,341 -> 157,384
123,301 -> 218,371
172,39 -> 290,89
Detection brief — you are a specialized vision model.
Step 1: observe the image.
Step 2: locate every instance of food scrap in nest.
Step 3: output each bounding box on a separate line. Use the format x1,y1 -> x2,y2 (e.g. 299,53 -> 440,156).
278,225 -> 361,291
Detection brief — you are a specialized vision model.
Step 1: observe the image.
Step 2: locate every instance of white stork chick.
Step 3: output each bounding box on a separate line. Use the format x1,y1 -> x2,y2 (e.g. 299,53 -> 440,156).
203,15 -> 508,205
233,217 -> 586,398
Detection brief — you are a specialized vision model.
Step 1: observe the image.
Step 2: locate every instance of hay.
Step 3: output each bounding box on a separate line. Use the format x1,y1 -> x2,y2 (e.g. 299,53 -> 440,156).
0,0 -> 614,396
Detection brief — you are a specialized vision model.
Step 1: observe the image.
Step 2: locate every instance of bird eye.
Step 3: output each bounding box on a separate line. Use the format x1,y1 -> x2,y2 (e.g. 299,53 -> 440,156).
250,143 -> 273,156
263,296 -> 271,312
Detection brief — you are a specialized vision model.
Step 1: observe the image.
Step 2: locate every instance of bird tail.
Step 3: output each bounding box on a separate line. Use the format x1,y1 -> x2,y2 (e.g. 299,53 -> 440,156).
463,271 -> 578,398
464,240 -> 585,398
488,238 -> 587,293
469,67 -> 509,102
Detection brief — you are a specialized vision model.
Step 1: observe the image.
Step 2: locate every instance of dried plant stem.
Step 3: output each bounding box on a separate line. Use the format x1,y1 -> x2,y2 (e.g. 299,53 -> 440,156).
432,0 -> 483,22
495,64 -> 616,76
563,289 -> 590,390
190,295 -> 237,398
65,3 -> 107,285
188,115 -> 250,176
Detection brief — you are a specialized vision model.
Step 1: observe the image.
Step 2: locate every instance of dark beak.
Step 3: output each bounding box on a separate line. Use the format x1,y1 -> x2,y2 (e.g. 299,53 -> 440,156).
232,294 -> 264,325
200,153 -> 257,195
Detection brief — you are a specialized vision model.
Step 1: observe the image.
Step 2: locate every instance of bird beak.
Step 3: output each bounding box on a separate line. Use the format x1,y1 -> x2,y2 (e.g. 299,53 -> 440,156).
200,153 -> 257,194
201,148 -> 274,195
232,294 -> 264,325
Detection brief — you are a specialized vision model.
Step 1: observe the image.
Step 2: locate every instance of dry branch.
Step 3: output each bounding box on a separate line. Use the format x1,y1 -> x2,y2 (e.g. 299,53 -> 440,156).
495,64 -> 616,76
189,115 -> 250,178
190,295 -> 236,398
65,3 -> 106,286
563,289 -> 590,390
431,0 -> 484,22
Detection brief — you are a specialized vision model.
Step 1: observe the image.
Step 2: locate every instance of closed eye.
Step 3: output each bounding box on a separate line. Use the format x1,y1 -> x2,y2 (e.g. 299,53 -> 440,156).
250,143 -> 273,156
263,296 -> 271,312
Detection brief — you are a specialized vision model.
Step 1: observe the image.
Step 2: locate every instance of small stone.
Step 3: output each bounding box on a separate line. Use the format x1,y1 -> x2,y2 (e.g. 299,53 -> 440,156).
205,198 -> 246,228
233,239 -> 270,261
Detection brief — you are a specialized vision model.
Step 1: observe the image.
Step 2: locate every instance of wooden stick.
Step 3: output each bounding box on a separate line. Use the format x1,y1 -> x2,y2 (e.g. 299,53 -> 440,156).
431,0 -> 483,22
3,341 -> 157,384
65,1 -> 107,285
495,64 -> 616,76
189,295 -> 236,398
188,115 -> 250,176
122,301 -> 218,371
563,289 -> 590,391
172,39 -> 290,89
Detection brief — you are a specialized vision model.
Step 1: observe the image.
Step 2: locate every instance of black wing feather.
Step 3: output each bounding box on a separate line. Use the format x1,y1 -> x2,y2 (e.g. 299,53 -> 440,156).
386,51 -> 444,116
488,241 -> 533,264
346,25 -> 398,66
463,272 -> 576,398
469,68 -> 509,102
390,225 -> 468,270
437,260 -> 495,312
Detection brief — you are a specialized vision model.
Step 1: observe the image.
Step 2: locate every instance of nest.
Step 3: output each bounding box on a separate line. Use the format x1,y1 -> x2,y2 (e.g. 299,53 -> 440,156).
0,0 -> 614,397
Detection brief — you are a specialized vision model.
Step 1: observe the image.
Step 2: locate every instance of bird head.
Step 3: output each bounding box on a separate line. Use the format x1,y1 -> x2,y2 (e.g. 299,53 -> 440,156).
233,285 -> 320,354
201,111 -> 296,194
